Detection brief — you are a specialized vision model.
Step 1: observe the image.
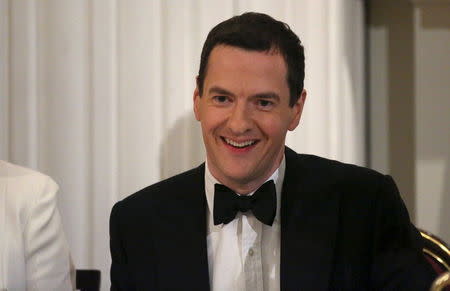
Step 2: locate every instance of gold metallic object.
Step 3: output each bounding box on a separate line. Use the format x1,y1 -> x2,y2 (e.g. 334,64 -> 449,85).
421,231 -> 450,259
420,230 -> 450,273
430,272 -> 450,291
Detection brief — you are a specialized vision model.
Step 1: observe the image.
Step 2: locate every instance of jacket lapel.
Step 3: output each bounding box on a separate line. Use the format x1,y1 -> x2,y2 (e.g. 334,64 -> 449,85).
151,164 -> 210,291
280,148 -> 339,291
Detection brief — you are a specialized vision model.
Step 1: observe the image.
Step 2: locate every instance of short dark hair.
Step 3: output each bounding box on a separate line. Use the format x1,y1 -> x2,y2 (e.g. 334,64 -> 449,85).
197,12 -> 305,107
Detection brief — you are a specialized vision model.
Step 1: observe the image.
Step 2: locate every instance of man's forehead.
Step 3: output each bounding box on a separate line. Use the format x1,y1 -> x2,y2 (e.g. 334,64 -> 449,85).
207,45 -> 286,73
205,46 -> 285,75
201,47 -> 290,100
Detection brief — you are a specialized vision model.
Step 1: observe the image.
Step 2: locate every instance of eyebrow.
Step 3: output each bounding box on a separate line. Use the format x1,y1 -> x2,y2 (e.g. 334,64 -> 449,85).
251,92 -> 280,102
208,86 -> 280,101
208,86 -> 235,97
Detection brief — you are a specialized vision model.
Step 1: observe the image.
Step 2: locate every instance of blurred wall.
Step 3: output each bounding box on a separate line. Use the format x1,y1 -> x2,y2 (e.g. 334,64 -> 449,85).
368,0 -> 450,242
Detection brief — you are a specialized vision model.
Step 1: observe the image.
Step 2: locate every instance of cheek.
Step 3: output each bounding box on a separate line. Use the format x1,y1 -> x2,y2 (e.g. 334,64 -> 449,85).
259,118 -> 288,140
201,110 -> 225,133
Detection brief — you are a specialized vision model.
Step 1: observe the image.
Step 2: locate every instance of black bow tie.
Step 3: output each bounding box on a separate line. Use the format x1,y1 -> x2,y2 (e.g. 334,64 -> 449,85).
213,180 -> 276,226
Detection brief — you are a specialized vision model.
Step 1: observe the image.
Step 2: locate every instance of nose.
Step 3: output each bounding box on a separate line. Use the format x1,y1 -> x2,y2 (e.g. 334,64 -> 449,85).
227,102 -> 253,135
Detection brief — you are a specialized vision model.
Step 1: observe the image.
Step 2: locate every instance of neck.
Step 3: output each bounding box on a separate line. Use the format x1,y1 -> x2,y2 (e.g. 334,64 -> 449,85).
207,150 -> 284,195
223,180 -> 267,195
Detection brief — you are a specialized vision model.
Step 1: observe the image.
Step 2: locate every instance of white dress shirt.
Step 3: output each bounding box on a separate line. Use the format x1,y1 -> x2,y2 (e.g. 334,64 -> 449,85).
0,161 -> 75,291
205,156 -> 285,291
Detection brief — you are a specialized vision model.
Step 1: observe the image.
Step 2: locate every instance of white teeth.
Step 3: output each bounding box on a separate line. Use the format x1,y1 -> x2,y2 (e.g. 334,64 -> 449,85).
224,138 -> 256,148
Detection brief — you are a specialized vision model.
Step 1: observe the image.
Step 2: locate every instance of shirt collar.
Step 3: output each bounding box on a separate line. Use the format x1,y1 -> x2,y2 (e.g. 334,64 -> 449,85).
204,155 -> 286,227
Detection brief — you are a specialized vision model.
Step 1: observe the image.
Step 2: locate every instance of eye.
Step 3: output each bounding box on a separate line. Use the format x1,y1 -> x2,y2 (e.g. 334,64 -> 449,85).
257,99 -> 274,109
213,95 -> 230,104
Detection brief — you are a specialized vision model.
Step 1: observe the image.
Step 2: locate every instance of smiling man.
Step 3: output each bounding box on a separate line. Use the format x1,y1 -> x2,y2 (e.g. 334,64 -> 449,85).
110,13 -> 435,290
194,44 -> 304,195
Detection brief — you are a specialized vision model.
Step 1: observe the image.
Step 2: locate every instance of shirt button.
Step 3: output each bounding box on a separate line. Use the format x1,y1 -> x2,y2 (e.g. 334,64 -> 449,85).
248,249 -> 254,256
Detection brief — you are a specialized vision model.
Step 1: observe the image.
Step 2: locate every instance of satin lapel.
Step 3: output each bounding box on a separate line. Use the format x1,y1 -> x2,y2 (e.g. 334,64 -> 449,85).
280,148 -> 339,291
152,164 -> 210,291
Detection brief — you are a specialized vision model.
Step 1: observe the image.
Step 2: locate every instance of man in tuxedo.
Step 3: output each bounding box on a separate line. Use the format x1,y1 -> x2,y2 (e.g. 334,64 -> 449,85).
110,12 -> 436,290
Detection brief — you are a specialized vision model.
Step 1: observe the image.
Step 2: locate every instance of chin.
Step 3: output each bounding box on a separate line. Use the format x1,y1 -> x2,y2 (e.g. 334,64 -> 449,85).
227,169 -> 262,185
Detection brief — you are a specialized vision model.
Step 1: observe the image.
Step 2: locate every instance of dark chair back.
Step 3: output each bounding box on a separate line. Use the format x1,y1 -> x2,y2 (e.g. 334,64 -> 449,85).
420,229 -> 450,273
420,229 -> 450,291
76,269 -> 101,291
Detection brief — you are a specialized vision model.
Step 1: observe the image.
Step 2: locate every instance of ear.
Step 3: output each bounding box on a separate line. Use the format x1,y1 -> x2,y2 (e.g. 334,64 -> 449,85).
193,85 -> 201,121
288,89 -> 307,131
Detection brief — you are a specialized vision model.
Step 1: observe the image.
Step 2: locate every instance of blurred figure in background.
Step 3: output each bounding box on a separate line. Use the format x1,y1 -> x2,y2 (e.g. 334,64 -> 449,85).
0,160 -> 74,290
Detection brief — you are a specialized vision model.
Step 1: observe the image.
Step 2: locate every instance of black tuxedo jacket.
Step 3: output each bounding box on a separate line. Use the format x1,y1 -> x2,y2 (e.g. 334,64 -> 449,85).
110,147 -> 435,290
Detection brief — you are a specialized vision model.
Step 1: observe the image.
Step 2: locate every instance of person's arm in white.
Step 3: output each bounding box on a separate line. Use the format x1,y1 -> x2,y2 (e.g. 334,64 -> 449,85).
24,176 -> 75,291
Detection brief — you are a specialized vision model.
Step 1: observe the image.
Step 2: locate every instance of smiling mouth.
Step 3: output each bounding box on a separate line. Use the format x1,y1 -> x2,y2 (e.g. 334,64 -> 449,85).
222,137 -> 258,149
